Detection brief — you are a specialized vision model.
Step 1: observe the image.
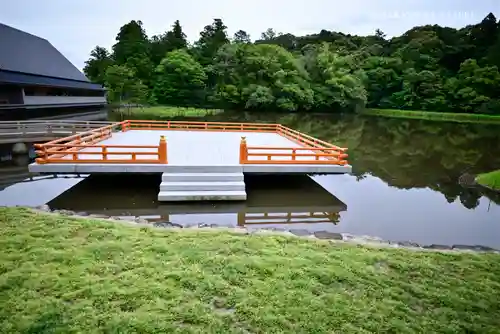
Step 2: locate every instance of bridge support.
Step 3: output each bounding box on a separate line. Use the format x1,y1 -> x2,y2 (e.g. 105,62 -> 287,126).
12,143 -> 28,154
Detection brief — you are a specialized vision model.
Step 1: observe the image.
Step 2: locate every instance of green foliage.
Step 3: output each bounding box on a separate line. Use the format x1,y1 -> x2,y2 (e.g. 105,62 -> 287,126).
194,19 -> 230,66
446,59 -> 500,113
1,207 -> 500,333
84,12 -> 500,115
305,43 -> 367,112
476,170 -> 500,190
83,46 -> 114,85
233,30 -> 251,44
111,106 -> 223,120
363,108 -> 500,124
112,20 -> 153,86
211,43 -> 314,111
362,56 -> 403,107
104,65 -> 148,104
153,49 -> 207,106
150,20 -> 188,66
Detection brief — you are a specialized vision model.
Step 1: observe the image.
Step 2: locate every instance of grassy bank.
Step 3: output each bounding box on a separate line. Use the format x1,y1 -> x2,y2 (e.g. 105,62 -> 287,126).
363,108 -> 500,124
111,106 -> 500,125
476,170 -> 500,190
112,106 -> 224,120
1,208 -> 500,333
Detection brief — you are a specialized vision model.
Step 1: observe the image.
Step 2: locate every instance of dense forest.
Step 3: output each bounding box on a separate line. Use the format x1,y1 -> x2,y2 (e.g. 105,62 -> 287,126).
83,13 -> 500,114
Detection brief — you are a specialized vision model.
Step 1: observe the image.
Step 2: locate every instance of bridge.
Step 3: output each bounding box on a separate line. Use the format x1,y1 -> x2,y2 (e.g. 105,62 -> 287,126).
0,119 -> 113,144
29,120 -> 352,202
0,167 -> 84,191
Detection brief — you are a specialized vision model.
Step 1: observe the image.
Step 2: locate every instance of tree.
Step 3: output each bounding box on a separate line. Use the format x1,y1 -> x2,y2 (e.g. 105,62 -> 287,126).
211,43 -> 314,111
446,59 -> 500,113
233,30 -> 251,44
104,65 -> 148,105
194,19 -> 230,66
375,29 -> 386,40
391,68 -> 447,111
153,49 -> 207,106
393,30 -> 445,71
362,56 -> 403,107
112,20 -> 153,86
150,20 -> 188,65
166,20 -> 188,50
82,13 -> 500,115
303,43 -> 367,112
468,13 -> 499,61
486,32 -> 500,68
261,28 -> 278,41
83,46 -> 114,85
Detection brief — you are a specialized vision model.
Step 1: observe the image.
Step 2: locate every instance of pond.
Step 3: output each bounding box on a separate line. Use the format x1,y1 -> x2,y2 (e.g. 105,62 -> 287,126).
1,113 -> 499,248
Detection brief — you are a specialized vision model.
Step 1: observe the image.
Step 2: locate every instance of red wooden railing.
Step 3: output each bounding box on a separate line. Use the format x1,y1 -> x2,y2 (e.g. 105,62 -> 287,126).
34,120 -> 348,166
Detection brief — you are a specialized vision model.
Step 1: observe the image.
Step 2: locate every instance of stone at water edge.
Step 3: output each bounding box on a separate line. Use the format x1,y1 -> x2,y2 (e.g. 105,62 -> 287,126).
35,204 -> 51,212
75,212 -> 89,216
53,209 -> 75,216
289,229 -> 311,237
89,214 -> 110,219
422,244 -> 453,250
314,231 -> 343,240
134,217 -> 149,224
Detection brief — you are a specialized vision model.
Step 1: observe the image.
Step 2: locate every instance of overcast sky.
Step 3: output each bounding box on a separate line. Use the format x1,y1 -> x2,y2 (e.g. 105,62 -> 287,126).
1,0 -> 498,71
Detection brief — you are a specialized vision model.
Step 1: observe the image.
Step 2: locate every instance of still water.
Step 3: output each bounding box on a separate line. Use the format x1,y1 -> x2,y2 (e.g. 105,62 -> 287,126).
1,113 -> 499,248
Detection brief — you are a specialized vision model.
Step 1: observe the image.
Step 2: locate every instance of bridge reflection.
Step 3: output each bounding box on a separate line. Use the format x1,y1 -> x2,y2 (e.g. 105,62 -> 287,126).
48,174 -> 347,229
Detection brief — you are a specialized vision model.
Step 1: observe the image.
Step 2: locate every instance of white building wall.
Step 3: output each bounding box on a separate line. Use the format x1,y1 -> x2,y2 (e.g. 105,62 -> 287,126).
23,96 -> 106,105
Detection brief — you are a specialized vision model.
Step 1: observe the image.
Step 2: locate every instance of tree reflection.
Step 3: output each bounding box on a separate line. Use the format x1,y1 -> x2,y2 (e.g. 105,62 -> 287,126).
224,112 -> 500,209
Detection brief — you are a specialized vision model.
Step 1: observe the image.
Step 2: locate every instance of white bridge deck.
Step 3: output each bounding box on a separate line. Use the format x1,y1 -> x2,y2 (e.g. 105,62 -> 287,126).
29,130 -> 352,174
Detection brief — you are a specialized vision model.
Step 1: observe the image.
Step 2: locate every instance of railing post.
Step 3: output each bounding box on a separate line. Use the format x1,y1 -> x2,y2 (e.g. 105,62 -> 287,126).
102,146 -> 108,160
34,144 -> 47,164
239,136 -> 247,164
121,120 -> 129,132
158,135 -> 168,164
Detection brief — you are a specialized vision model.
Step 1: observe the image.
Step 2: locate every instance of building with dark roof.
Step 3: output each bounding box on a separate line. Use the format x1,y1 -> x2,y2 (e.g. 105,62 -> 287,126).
0,23 -> 106,120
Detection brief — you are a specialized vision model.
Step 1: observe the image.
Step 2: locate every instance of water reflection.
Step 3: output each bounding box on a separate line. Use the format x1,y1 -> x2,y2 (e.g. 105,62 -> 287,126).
1,113 -> 499,248
48,174 -> 346,232
313,173 -> 500,249
204,112 -> 500,209
0,173 -> 85,206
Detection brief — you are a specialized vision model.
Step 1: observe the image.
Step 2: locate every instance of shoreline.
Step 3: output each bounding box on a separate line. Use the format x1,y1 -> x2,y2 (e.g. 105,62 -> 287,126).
111,105 -> 500,125
362,108 -> 500,124
30,205 -> 499,253
2,206 -> 500,332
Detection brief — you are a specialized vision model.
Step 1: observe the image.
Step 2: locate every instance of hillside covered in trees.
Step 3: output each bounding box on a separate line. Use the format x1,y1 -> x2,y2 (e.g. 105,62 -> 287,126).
84,14 -> 500,114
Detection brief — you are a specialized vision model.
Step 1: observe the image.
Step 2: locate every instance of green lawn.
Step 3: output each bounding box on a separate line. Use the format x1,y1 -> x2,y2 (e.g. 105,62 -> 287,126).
363,108 -> 500,124
112,106 -> 224,120
476,170 -> 500,190
1,207 -> 499,333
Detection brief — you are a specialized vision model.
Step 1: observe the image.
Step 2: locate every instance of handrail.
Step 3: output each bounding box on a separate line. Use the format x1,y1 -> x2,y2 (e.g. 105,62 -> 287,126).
278,125 -> 346,152
33,120 -> 348,166
0,121 -> 115,139
239,137 -> 348,165
124,120 -> 278,132
41,122 -> 123,145
0,120 -> 112,125
35,139 -> 167,164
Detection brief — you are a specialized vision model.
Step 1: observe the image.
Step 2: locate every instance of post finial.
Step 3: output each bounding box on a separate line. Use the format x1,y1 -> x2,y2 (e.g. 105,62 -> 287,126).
241,136 -> 246,143
160,135 -> 166,141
